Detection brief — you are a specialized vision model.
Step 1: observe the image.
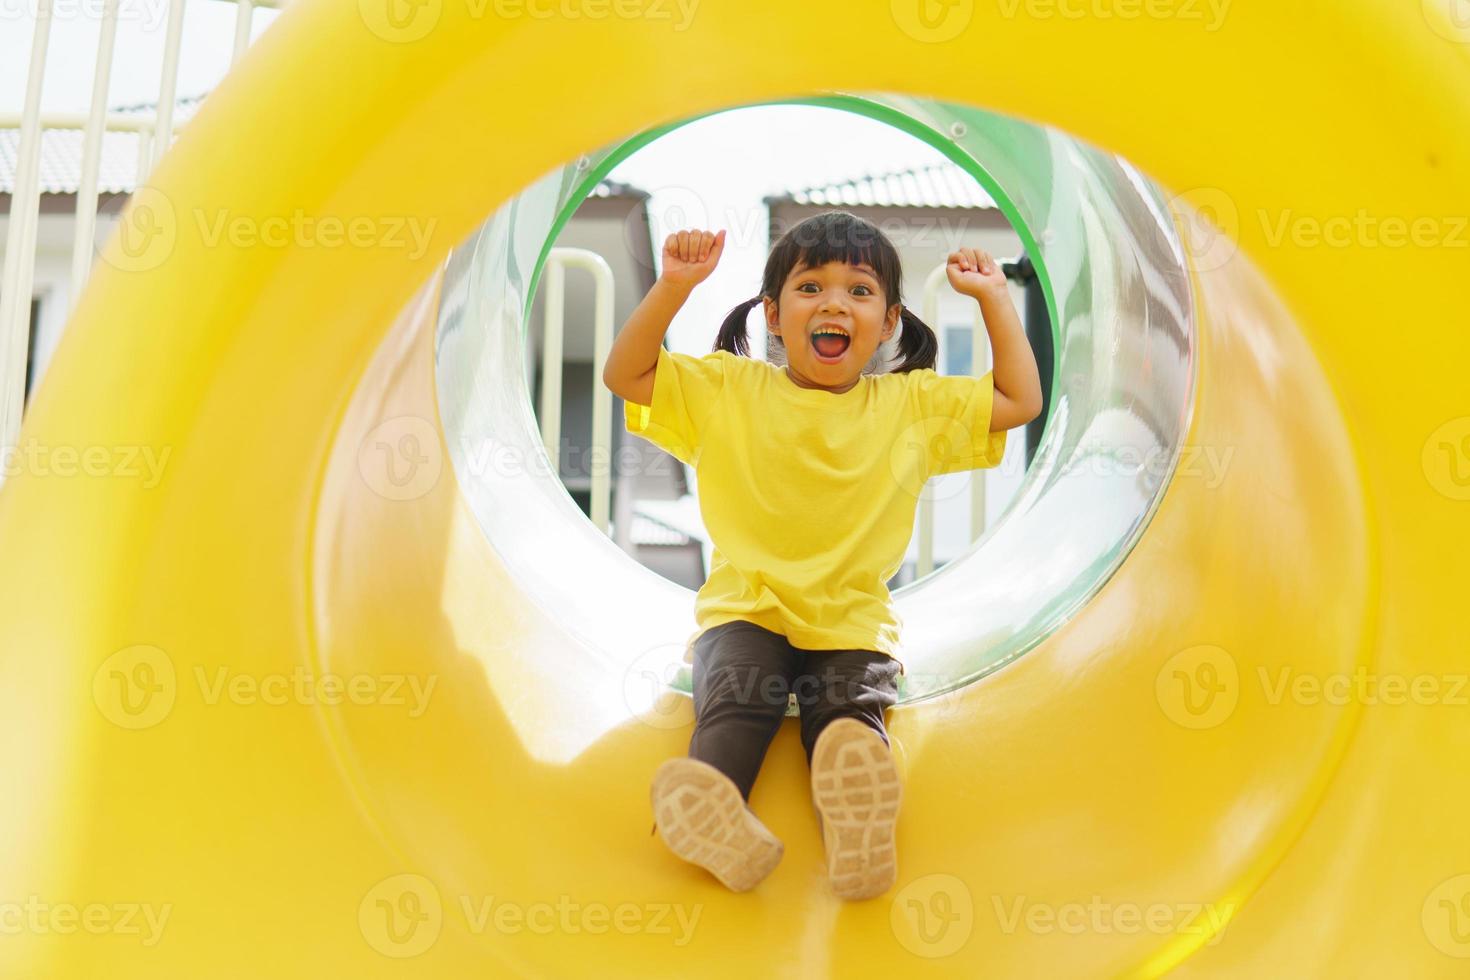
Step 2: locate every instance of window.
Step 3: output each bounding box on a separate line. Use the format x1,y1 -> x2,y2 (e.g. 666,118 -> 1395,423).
943,324 -> 973,376
23,298 -> 41,407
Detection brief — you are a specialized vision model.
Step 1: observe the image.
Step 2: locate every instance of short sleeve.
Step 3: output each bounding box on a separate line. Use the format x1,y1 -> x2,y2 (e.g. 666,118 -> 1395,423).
909,368 -> 1009,475
622,345 -> 729,466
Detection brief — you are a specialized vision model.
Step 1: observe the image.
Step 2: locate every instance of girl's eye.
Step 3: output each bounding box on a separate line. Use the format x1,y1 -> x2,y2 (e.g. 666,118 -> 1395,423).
797,282 -> 874,295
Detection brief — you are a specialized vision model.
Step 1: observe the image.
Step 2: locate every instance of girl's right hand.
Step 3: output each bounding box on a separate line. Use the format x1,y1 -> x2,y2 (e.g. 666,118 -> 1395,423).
660,228 -> 726,289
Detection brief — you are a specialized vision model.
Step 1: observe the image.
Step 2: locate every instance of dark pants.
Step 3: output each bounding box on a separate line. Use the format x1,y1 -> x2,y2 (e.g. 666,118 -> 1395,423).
688,619 -> 902,802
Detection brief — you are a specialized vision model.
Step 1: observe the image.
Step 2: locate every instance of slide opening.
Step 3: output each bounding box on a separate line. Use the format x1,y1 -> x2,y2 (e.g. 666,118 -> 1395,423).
434,93 -> 1197,704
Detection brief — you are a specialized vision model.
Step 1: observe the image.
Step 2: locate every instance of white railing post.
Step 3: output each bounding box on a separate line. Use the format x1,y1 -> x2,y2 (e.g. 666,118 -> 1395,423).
539,260 -> 565,471
539,248 -> 615,535
231,0 -> 256,64
136,126 -> 154,180
968,280 -> 991,544
586,254 -> 614,535
916,265 -> 945,578
916,261 -> 994,579
70,0 -> 124,306
150,0 -> 188,174
0,0 -> 55,450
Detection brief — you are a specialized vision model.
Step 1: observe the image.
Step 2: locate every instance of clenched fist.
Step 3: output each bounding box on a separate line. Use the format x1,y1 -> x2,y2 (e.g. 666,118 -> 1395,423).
946,246 -> 1008,299
660,228 -> 726,289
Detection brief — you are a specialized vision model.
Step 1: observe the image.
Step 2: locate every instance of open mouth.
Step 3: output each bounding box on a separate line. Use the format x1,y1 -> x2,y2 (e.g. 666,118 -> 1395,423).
811,325 -> 852,363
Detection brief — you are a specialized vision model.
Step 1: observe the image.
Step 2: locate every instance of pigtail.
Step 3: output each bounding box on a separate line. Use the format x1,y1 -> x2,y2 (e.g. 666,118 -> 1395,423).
713,295 -> 762,357
889,305 -> 939,373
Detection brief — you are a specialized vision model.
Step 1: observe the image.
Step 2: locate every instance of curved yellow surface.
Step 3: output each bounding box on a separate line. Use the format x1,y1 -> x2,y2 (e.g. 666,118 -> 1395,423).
1,1 -> 1466,976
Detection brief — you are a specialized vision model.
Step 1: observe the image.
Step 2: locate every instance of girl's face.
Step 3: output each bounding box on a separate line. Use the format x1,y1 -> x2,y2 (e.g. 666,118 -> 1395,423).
763,260 -> 900,393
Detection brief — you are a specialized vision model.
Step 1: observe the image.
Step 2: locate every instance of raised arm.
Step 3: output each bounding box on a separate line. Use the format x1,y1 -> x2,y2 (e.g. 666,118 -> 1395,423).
602,278 -> 693,406
945,247 -> 1044,431
602,228 -> 725,406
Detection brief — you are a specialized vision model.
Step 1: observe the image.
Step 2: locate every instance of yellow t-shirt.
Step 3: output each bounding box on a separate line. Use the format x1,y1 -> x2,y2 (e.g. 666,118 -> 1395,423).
623,345 -> 1007,668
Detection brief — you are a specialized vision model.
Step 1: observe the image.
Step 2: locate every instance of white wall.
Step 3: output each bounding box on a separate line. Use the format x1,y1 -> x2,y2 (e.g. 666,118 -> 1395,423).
0,206 -> 120,401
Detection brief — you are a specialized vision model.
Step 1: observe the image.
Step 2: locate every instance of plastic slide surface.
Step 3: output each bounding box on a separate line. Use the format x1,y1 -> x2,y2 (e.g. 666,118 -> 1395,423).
0,1 -> 1466,976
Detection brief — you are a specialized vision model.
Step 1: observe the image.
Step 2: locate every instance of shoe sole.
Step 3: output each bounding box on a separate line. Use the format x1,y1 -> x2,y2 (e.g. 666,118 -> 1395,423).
651,758 -> 784,892
810,718 -> 902,901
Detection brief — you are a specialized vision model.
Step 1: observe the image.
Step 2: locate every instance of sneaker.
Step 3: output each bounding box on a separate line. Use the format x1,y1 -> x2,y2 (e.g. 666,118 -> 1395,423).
810,718 -> 902,901
650,758 -> 784,892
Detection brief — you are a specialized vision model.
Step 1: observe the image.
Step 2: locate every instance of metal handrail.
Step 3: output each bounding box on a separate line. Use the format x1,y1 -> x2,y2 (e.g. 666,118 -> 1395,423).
915,261 -> 995,579
0,0 -> 54,448
538,248 -> 615,535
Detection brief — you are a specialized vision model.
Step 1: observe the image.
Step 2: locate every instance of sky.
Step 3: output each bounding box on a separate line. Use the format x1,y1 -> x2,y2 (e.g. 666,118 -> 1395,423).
2,6 -> 957,356
605,107 -> 952,354
1,0 -> 278,112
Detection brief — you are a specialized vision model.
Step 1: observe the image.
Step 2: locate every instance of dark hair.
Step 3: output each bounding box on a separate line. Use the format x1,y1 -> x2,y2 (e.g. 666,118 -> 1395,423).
713,210 -> 938,373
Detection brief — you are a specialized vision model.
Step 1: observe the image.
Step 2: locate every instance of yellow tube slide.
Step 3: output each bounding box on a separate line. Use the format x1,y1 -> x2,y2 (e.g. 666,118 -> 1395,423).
0,1 -> 1466,976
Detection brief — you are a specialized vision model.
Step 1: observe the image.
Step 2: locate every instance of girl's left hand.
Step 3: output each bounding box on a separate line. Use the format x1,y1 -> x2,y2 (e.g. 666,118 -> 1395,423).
946,247 -> 1008,299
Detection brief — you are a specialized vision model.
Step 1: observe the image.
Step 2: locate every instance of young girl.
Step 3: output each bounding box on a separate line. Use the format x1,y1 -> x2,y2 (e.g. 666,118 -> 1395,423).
603,210 -> 1043,900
